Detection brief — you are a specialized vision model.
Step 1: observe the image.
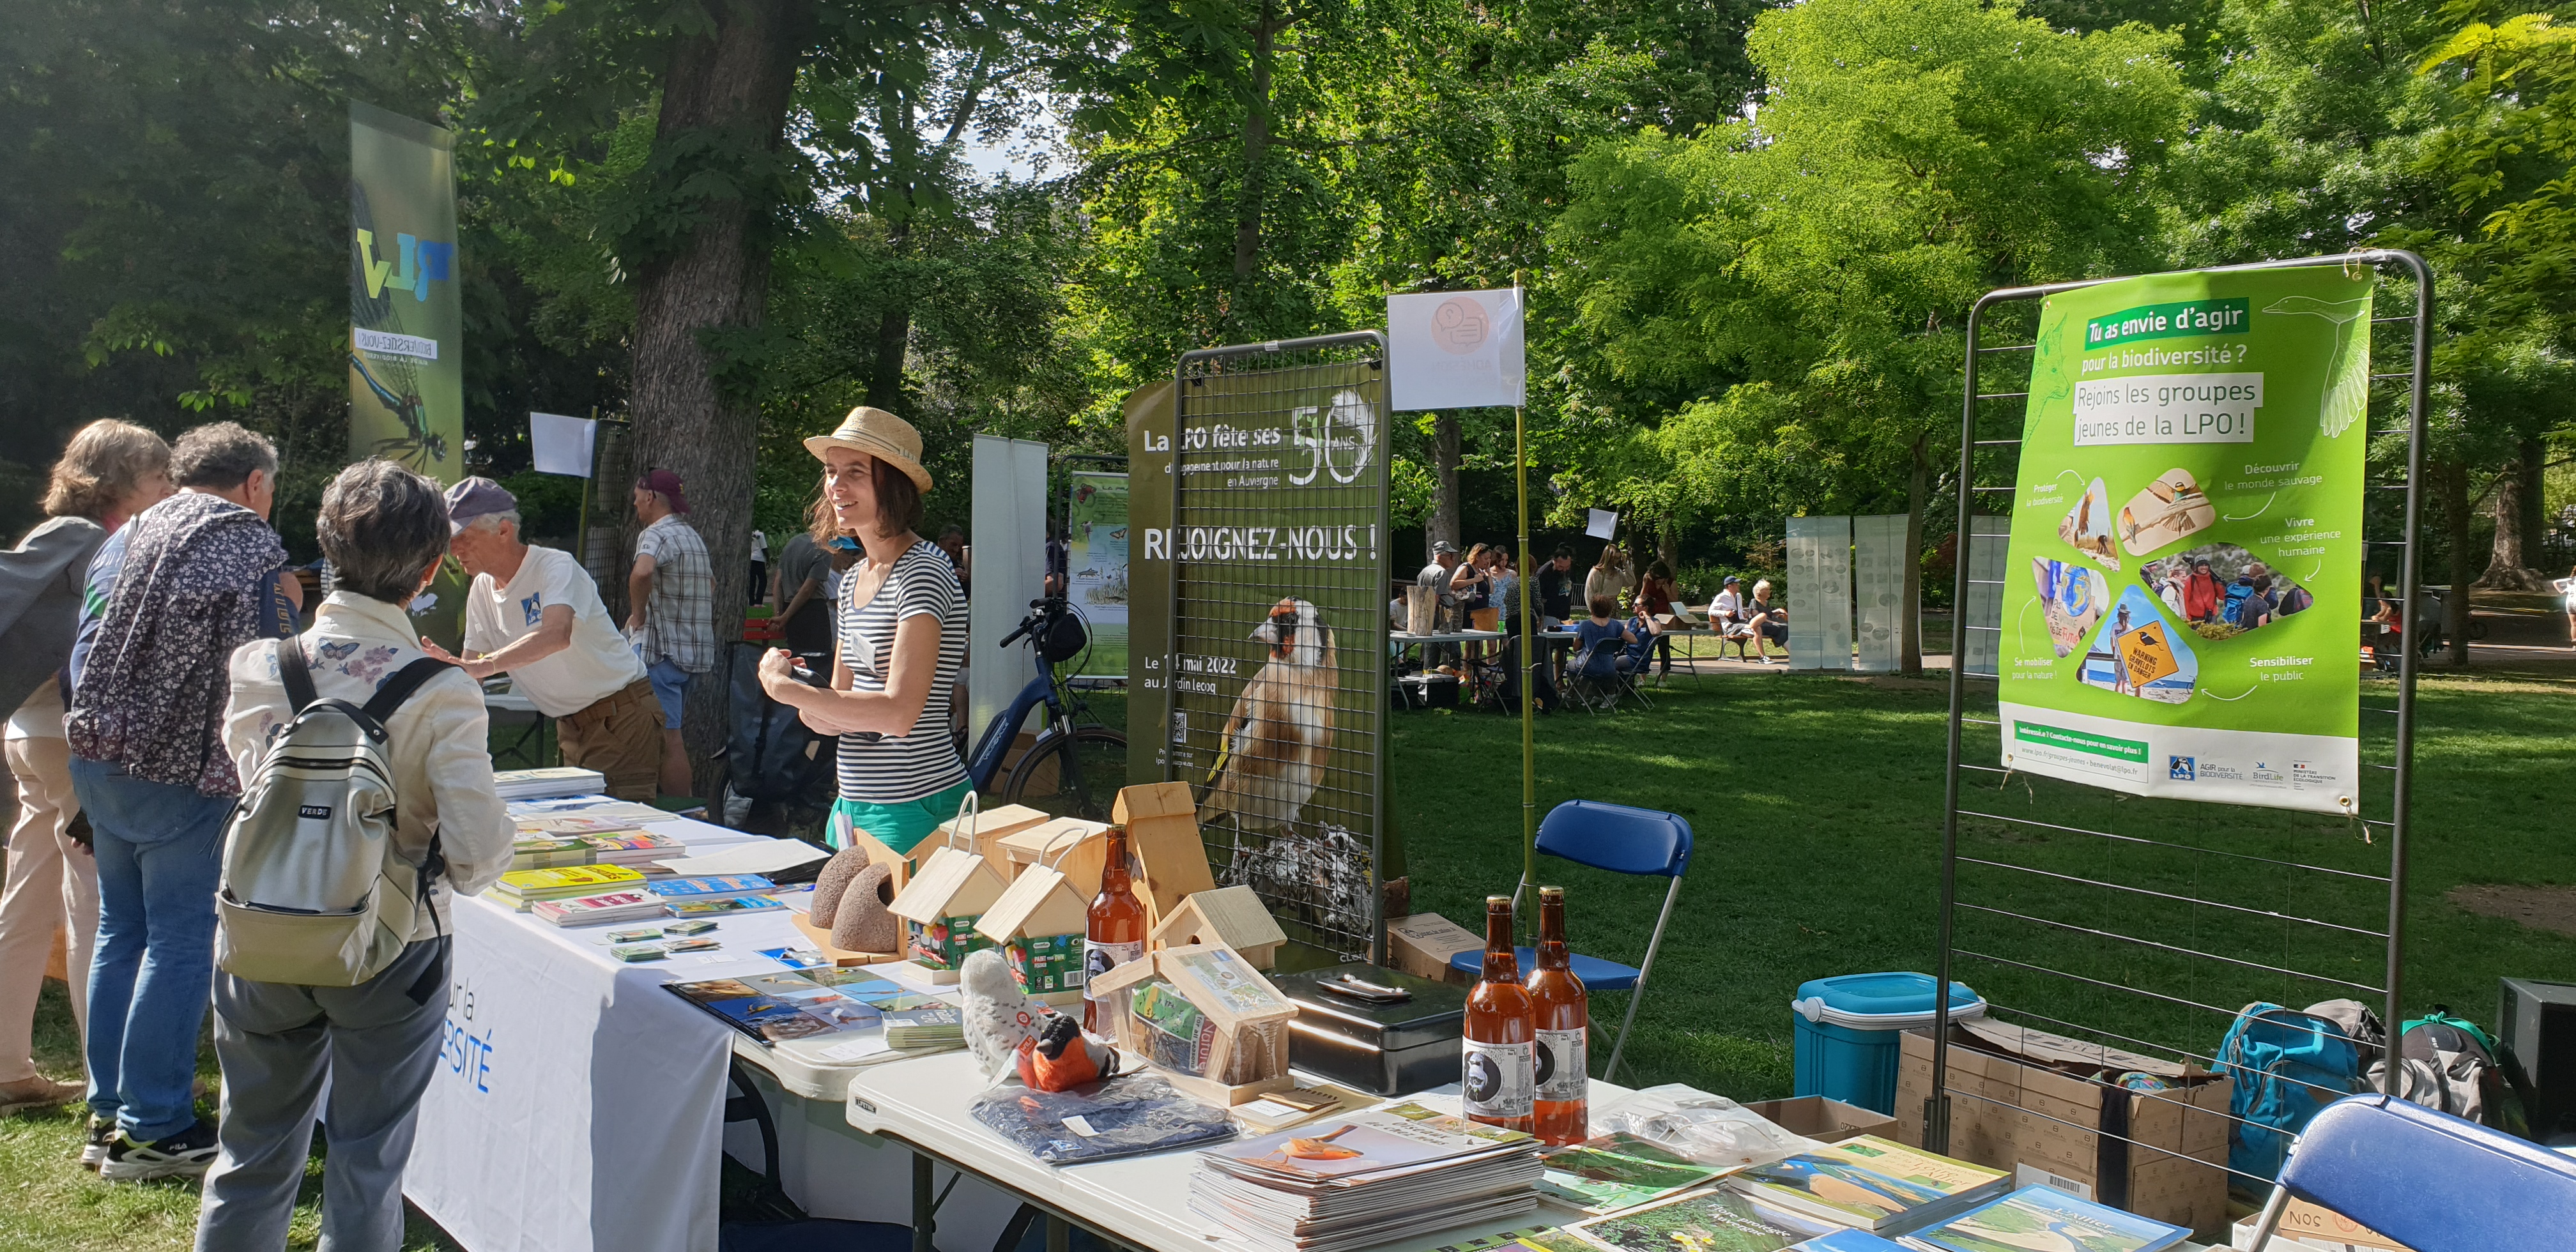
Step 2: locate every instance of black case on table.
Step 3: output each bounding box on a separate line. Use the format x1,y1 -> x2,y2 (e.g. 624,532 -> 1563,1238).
1271,962 -> 1468,1096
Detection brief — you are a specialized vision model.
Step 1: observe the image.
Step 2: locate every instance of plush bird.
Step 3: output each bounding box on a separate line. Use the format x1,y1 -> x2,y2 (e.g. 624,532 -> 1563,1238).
1199,597 -> 1336,835
960,949 -> 1050,1081
2262,295 -> 2373,438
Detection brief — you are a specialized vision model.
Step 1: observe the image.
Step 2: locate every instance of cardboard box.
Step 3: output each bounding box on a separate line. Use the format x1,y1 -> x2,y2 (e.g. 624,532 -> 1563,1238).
1896,1021 -> 2234,1237
1742,1094 -> 1899,1144
1386,912 -> 1482,983
2232,1202 -> 2416,1252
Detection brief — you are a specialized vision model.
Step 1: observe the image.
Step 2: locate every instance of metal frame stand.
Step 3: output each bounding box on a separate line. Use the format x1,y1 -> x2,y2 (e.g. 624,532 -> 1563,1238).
1929,253 -> 2433,1202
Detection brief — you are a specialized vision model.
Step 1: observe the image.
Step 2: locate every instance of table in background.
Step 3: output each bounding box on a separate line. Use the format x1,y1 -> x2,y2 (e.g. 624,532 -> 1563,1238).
481,685 -> 548,768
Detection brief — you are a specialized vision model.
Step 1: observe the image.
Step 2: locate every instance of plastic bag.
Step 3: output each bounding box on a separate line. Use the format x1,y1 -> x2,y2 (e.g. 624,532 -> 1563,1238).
1586,1083 -> 1827,1170
968,1073 -> 1239,1165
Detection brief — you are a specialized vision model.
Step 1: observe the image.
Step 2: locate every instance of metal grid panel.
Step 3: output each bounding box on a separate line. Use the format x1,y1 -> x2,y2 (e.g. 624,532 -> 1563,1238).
1166,333 -> 1390,963
1930,253 -> 2432,1207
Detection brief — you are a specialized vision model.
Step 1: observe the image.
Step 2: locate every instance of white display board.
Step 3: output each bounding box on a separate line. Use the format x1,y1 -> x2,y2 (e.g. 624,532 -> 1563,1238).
1851,514 -> 1908,673
1786,515 -> 1853,671
969,434 -> 1050,745
1961,514 -> 2009,678
528,411 -> 597,477
1387,287 -> 1526,410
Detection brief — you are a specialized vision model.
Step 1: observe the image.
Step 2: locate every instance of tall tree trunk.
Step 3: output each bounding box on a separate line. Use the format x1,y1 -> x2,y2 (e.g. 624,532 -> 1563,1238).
1232,3 -> 1274,290
627,0 -> 804,797
2520,438 -> 2549,575
2476,440 -> 2547,590
1430,411 -> 1461,563
1901,434 -> 1928,678
2441,461 -> 2472,666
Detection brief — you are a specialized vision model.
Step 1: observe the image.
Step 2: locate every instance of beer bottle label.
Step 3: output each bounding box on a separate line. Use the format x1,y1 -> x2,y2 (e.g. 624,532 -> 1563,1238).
1462,1039 -> 1536,1118
1078,938 -> 1144,991
1537,1028 -> 1588,1101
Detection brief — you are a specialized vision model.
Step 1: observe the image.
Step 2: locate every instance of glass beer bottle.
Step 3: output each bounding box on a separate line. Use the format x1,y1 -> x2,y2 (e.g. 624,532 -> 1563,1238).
1526,886 -> 1590,1145
1081,824 -> 1147,1033
1463,895 -> 1537,1132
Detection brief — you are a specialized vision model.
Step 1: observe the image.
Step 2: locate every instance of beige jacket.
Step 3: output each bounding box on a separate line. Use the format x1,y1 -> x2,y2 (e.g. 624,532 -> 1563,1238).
224,592 -> 512,941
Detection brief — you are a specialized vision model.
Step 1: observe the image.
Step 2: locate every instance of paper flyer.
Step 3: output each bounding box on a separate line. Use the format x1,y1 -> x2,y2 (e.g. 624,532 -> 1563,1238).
1998,266 -> 2369,815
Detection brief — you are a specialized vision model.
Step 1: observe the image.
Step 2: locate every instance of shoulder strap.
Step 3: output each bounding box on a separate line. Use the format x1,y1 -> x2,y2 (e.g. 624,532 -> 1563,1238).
360,657 -> 457,724
280,639 -> 318,713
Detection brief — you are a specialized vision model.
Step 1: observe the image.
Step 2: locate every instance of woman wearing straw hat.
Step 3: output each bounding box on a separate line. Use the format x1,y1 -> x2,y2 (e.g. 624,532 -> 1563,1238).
756,407 -> 972,855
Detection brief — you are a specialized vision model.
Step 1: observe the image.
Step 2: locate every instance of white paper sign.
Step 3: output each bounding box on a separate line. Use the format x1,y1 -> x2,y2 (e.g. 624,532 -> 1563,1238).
1585,508 -> 1619,540
529,411 -> 597,478
1388,287 -> 1526,410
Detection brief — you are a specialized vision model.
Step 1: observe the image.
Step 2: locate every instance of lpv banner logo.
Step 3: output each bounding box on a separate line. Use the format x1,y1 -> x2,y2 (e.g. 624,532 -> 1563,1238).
356,229 -> 455,302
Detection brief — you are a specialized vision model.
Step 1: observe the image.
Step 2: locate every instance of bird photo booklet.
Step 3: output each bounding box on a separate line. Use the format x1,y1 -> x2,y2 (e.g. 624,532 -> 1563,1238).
1724,1136 -> 2011,1234
1537,1133 -> 1726,1214
1896,1186 -> 2190,1252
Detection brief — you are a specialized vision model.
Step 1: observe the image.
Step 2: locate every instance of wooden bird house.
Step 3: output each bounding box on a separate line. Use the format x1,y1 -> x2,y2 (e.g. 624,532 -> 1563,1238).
972,860 -> 1092,1007
1112,782 -> 1217,932
884,845 -> 1009,982
927,801 -> 1052,861
993,817 -> 1111,894
1087,942 -> 1296,1105
1151,885 -> 1287,970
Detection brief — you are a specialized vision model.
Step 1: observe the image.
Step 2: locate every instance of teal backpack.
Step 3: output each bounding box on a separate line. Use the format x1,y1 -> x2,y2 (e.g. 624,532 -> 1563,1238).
2214,1002 -> 2366,1189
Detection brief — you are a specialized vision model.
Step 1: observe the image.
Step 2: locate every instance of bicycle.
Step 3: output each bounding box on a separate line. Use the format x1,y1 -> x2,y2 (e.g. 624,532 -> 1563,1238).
963,595 -> 1128,821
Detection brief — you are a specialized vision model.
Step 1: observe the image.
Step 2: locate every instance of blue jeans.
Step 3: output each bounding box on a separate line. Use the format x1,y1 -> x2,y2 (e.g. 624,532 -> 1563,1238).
646,659 -> 692,729
67,756 -> 227,1141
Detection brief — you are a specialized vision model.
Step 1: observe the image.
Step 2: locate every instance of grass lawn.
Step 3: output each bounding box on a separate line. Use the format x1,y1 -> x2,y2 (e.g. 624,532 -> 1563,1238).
4,662 -> 2569,1249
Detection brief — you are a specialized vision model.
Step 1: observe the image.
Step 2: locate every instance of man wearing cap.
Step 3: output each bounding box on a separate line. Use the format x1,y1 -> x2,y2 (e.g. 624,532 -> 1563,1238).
422,478 -> 661,800
1414,540 -> 1471,671
628,469 -> 714,797
1709,575 -> 1756,656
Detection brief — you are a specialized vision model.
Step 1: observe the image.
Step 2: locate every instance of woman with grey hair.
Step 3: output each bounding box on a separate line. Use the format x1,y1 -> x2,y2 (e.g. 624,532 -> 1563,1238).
197,458 -> 509,1246
0,420 -> 172,1116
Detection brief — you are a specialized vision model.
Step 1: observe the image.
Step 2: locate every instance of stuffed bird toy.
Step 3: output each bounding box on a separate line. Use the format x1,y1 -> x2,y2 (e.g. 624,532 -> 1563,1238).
961,949 -> 1050,1081
1199,597 -> 1336,834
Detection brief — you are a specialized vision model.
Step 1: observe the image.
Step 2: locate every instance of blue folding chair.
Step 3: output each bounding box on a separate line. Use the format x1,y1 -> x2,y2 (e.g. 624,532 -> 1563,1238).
1448,800 -> 1692,1083
2242,1092 -> 2576,1252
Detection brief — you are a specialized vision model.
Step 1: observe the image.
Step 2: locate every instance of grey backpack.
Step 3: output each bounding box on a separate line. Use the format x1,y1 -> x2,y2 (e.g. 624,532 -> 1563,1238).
215,641 -> 452,987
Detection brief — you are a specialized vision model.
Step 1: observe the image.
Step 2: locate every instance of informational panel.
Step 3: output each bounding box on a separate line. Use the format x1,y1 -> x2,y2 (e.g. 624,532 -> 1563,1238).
1065,470 -> 1130,679
970,435 -> 1049,746
1786,515 -> 1853,671
1851,514 -> 1908,673
1163,335 -> 1389,961
349,102 -> 463,484
1961,515 -> 2010,678
1126,383 -> 1176,785
2000,266 -> 2366,814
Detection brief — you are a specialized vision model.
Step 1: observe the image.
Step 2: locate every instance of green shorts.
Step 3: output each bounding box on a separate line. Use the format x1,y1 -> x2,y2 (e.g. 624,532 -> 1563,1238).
831,779 -> 976,857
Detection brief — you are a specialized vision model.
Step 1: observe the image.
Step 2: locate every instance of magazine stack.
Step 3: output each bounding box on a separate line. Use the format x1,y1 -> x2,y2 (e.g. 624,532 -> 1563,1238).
1190,1103 -> 1545,1252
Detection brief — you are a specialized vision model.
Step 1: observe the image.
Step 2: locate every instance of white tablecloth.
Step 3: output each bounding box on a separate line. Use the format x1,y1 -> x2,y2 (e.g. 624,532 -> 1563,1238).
402,812 -> 806,1252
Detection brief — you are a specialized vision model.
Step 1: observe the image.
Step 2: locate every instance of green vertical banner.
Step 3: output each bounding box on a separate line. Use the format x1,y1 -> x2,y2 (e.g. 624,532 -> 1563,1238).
348,102 -> 462,485
2000,266 -> 2370,816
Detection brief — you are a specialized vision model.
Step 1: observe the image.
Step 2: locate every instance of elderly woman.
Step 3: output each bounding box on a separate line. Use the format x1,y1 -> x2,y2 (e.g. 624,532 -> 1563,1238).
199,458 -> 509,1244
0,420 -> 171,1116
757,406 -> 971,857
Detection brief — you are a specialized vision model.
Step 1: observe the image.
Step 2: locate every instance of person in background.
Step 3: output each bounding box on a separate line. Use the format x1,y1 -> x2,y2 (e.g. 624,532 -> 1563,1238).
1634,560 -> 1680,676
756,406 -> 971,857
1584,544 -> 1634,613
1415,540 -> 1466,672
66,422 -> 287,1180
2559,565 -> 2576,646
2182,557 -> 2222,623
747,526 -> 768,606
1488,549 -> 1520,626
770,522 -> 836,667
935,525 -> 969,599
1746,578 -> 1786,662
422,478 -> 660,802
0,420 -> 171,1117
197,459 -> 510,1251
1537,546 -> 1577,683
2242,574 -> 2279,630
1570,593 -> 1641,696
1457,544 -> 1496,661
625,468 -> 713,798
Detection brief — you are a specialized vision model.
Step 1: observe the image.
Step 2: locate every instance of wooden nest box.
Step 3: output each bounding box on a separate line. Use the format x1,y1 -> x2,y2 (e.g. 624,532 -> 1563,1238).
1151,885 -> 1287,970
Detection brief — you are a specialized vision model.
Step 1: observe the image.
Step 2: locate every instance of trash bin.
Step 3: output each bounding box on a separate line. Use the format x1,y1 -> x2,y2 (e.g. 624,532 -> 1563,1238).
1791,972 -> 1985,1115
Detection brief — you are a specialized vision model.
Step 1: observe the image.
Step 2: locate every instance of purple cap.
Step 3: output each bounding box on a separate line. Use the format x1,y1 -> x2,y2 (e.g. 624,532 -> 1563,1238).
636,468 -> 689,514
444,477 -> 518,536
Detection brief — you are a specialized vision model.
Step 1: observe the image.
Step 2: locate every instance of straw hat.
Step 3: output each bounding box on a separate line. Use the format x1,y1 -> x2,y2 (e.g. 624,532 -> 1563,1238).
804,406 -> 932,492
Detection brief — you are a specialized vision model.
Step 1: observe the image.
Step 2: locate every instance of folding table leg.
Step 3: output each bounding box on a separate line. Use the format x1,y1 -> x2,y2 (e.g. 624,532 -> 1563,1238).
912,1152 -> 937,1252
1046,1215 -> 1070,1252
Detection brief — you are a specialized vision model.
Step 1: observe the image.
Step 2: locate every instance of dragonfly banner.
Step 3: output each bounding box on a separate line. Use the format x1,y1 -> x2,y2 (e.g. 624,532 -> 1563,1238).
1998,266 -> 2370,816
348,101 -> 462,485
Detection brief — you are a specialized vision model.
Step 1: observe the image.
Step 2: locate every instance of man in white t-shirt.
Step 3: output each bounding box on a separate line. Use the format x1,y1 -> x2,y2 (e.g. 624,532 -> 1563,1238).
420,478 -> 661,800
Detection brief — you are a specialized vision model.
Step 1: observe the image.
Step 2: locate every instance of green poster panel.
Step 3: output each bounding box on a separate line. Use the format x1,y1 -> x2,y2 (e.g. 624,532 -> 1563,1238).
348,102 -> 463,485
1998,266 -> 2370,815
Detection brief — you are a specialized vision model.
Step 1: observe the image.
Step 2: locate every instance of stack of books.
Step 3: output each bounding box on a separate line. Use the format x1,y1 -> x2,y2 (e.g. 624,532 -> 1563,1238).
582,830 -> 686,867
530,890 -> 667,928
880,1000 -> 965,1050
489,767 -> 608,800
1191,1103 -> 1545,1252
647,874 -> 775,899
486,864 -> 645,911
510,835 -> 597,872
1894,1186 -> 2190,1252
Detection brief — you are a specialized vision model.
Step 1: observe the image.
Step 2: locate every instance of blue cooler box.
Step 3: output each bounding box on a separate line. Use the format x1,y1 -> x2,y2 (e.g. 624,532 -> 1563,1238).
1791,972 -> 1984,1115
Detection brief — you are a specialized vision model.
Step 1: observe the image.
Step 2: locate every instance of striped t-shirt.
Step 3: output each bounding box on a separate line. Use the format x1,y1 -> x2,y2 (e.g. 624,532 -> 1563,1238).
835,540 -> 969,803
